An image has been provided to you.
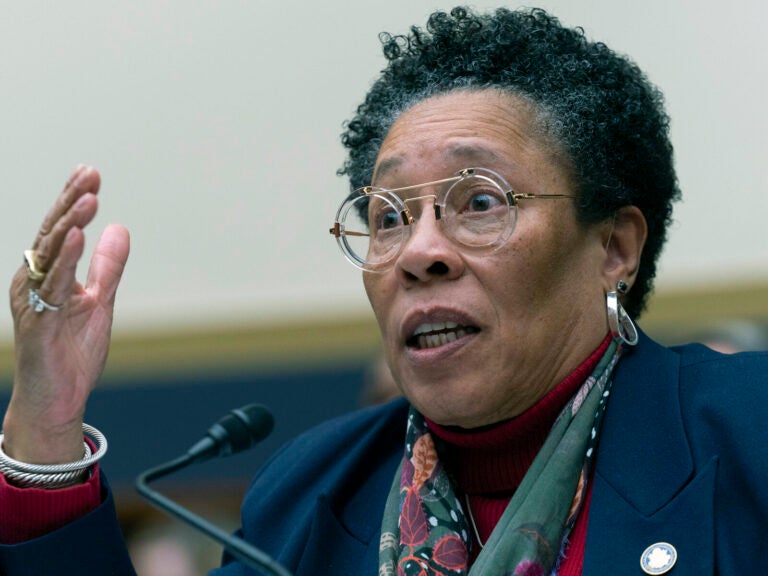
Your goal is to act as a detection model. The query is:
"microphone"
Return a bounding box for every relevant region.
[136,404,293,576]
[187,403,275,463]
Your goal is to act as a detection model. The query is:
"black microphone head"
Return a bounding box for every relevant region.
[211,404,274,457]
[189,404,275,461]
[231,404,274,445]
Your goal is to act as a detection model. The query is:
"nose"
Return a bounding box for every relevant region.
[395,198,464,283]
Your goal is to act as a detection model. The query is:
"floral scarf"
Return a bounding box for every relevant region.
[379,340,621,576]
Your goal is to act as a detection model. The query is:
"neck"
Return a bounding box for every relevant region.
[426,334,610,493]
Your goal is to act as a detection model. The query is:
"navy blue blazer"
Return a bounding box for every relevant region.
[2,332,767,575]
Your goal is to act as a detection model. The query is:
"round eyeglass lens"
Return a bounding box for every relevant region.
[442,173,515,247]
[339,192,405,269]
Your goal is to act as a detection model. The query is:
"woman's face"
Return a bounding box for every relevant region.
[364,89,616,428]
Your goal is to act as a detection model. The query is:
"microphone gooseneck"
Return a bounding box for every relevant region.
[135,404,292,576]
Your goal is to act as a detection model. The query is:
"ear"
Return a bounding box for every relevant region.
[601,205,647,293]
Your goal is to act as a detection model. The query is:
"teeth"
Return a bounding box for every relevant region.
[417,328,467,349]
[409,321,479,349]
[413,321,458,336]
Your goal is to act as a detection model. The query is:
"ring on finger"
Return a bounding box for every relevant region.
[23,250,47,282]
[28,288,61,313]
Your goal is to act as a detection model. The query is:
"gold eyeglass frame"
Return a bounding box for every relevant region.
[329,167,576,271]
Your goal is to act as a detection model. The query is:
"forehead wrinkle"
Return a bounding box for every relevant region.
[374,145,507,186]
[443,144,505,167]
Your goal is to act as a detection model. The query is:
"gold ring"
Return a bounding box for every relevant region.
[23,249,46,282]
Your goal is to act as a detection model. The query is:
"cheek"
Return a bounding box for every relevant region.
[363,273,394,329]
[362,274,381,317]
[482,230,543,293]
[480,221,590,313]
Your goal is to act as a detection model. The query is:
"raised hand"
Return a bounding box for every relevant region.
[3,166,130,465]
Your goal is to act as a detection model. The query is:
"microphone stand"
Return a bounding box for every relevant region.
[136,453,293,576]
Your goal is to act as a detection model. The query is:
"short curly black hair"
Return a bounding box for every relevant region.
[339,6,680,318]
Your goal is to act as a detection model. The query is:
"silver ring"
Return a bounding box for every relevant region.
[28,288,61,313]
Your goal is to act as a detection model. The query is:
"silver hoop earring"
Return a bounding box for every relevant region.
[606,290,638,346]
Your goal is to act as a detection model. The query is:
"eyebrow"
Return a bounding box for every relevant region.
[372,157,402,181]
[373,145,506,183]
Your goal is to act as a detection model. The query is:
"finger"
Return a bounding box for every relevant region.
[10,263,36,320]
[85,224,131,306]
[35,226,87,308]
[30,192,99,278]
[32,166,100,250]
[10,189,94,321]
[9,226,85,331]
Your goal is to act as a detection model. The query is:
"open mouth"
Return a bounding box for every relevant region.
[406,321,480,350]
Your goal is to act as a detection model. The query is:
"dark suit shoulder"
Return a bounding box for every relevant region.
[251,397,409,481]
[672,340,768,370]
[225,398,409,573]
[671,343,768,446]
[671,343,768,418]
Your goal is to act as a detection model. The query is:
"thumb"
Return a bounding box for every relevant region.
[85,224,131,304]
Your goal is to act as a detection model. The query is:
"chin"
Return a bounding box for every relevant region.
[413,399,494,429]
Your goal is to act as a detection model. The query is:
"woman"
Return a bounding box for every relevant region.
[1,7,766,575]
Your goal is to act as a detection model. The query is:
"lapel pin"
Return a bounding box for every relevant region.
[640,542,677,574]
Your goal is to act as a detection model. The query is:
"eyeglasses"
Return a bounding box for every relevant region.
[329,167,576,272]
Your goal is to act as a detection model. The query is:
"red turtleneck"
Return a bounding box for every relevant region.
[426,336,610,574]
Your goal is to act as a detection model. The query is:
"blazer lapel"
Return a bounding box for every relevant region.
[293,495,381,576]
[292,436,403,576]
[584,332,716,575]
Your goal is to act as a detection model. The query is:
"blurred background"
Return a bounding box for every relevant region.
[0,1,765,573]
